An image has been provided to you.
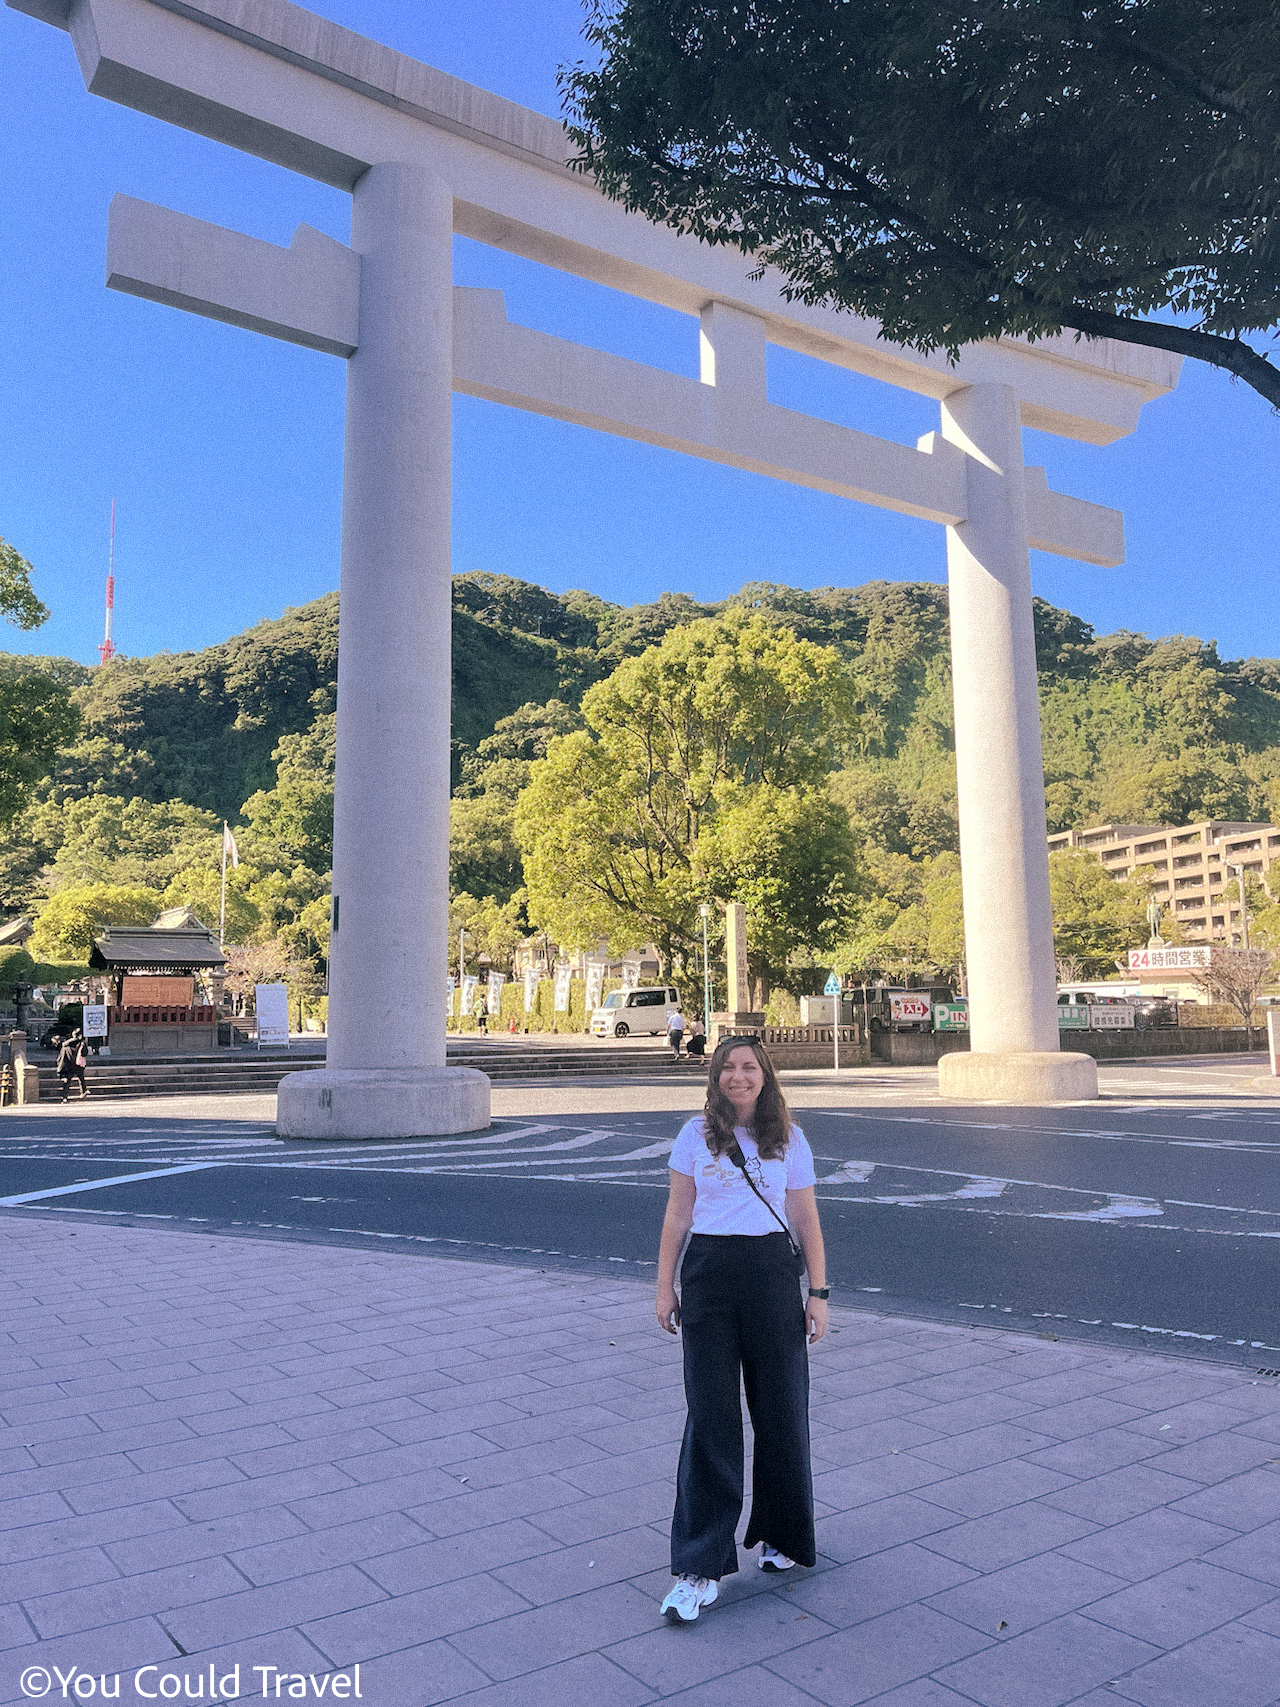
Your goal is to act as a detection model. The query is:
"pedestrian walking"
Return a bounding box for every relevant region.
[666,1003,686,1060]
[56,1028,90,1101]
[686,1017,707,1059]
[655,1036,828,1624]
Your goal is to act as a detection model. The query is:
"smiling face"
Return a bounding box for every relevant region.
[718,1045,766,1121]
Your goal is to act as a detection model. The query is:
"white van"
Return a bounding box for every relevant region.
[591,986,682,1039]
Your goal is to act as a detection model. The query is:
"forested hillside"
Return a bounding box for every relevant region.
[3,570,1279,996]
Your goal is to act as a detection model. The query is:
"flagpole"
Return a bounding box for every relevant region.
[220,822,228,947]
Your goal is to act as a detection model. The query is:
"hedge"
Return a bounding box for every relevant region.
[447,976,690,1035]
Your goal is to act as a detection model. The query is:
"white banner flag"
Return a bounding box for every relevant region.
[621,963,641,991]
[487,971,506,1016]
[461,975,479,1015]
[554,964,573,1012]
[585,961,606,1012]
[524,968,542,1013]
[446,975,456,1017]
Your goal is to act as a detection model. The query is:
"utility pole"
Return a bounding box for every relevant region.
[1228,864,1251,950]
[699,903,712,1036]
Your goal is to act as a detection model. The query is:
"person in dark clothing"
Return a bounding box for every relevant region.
[686,1018,707,1059]
[654,1036,828,1624]
[56,1030,89,1101]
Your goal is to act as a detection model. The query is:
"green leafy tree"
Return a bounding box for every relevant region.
[832,850,964,983]
[278,893,332,983]
[450,891,529,975]
[0,662,80,829]
[29,883,161,962]
[0,540,52,630]
[45,796,222,890]
[516,612,858,971]
[450,794,525,904]
[694,783,860,1002]
[240,712,335,873]
[451,700,585,904]
[1252,899,1280,952]
[1049,850,1151,977]
[161,866,260,945]
[566,1,1280,405]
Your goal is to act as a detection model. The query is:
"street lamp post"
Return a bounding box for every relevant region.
[1227,864,1251,950]
[699,904,712,1038]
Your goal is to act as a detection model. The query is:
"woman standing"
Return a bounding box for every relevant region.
[655,1036,828,1624]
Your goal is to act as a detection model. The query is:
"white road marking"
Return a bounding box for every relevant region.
[0,1161,222,1205]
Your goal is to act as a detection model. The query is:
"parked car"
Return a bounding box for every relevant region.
[1129,995,1178,1029]
[590,986,682,1039]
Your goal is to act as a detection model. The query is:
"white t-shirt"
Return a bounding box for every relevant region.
[669,1117,816,1236]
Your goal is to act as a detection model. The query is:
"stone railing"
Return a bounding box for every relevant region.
[721,1023,864,1046]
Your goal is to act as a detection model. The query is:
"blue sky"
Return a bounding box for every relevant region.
[2,0,1277,667]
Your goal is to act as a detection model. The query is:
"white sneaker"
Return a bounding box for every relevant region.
[759,1544,795,1572]
[660,1575,718,1623]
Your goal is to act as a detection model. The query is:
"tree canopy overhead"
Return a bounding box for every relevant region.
[564,1,1280,406]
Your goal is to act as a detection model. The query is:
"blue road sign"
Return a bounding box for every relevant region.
[824,973,842,996]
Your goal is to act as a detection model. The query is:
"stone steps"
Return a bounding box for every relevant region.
[30,1043,691,1101]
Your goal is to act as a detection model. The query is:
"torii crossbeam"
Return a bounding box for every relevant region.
[10,0,1182,1124]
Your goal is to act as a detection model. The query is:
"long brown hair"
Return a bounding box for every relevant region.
[703,1036,794,1160]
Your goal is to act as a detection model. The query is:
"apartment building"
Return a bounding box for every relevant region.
[1046,819,1280,939]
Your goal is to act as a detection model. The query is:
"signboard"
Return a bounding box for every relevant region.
[585,961,606,1012]
[1128,946,1211,971]
[486,971,506,1016]
[935,1003,969,1032]
[554,964,573,1012]
[889,992,932,1025]
[1090,1005,1135,1029]
[255,982,289,1046]
[82,1004,108,1039]
[1058,1005,1090,1029]
[523,968,541,1013]
[824,972,842,996]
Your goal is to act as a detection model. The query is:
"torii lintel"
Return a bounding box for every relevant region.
[106,194,1125,565]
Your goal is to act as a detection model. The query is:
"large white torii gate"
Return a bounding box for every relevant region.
[11,0,1181,1128]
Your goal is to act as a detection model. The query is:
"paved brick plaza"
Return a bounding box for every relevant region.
[2,1218,1280,1706]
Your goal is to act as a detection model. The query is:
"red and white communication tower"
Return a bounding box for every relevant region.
[99,500,118,665]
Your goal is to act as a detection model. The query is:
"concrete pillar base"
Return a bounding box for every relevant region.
[938,1050,1098,1104]
[276,1067,491,1139]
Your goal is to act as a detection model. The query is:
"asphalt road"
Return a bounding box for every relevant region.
[3,1068,1280,1367]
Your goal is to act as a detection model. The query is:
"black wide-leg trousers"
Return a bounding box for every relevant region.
[670,1232,816,1579]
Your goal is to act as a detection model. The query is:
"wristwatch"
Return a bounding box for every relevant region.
[808,1287,830,1300]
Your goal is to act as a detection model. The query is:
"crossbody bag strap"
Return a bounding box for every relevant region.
[727,1141,801,1255]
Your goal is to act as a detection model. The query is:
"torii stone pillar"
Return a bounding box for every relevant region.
[282,162,489,1137]
[938,385,1096,1102]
